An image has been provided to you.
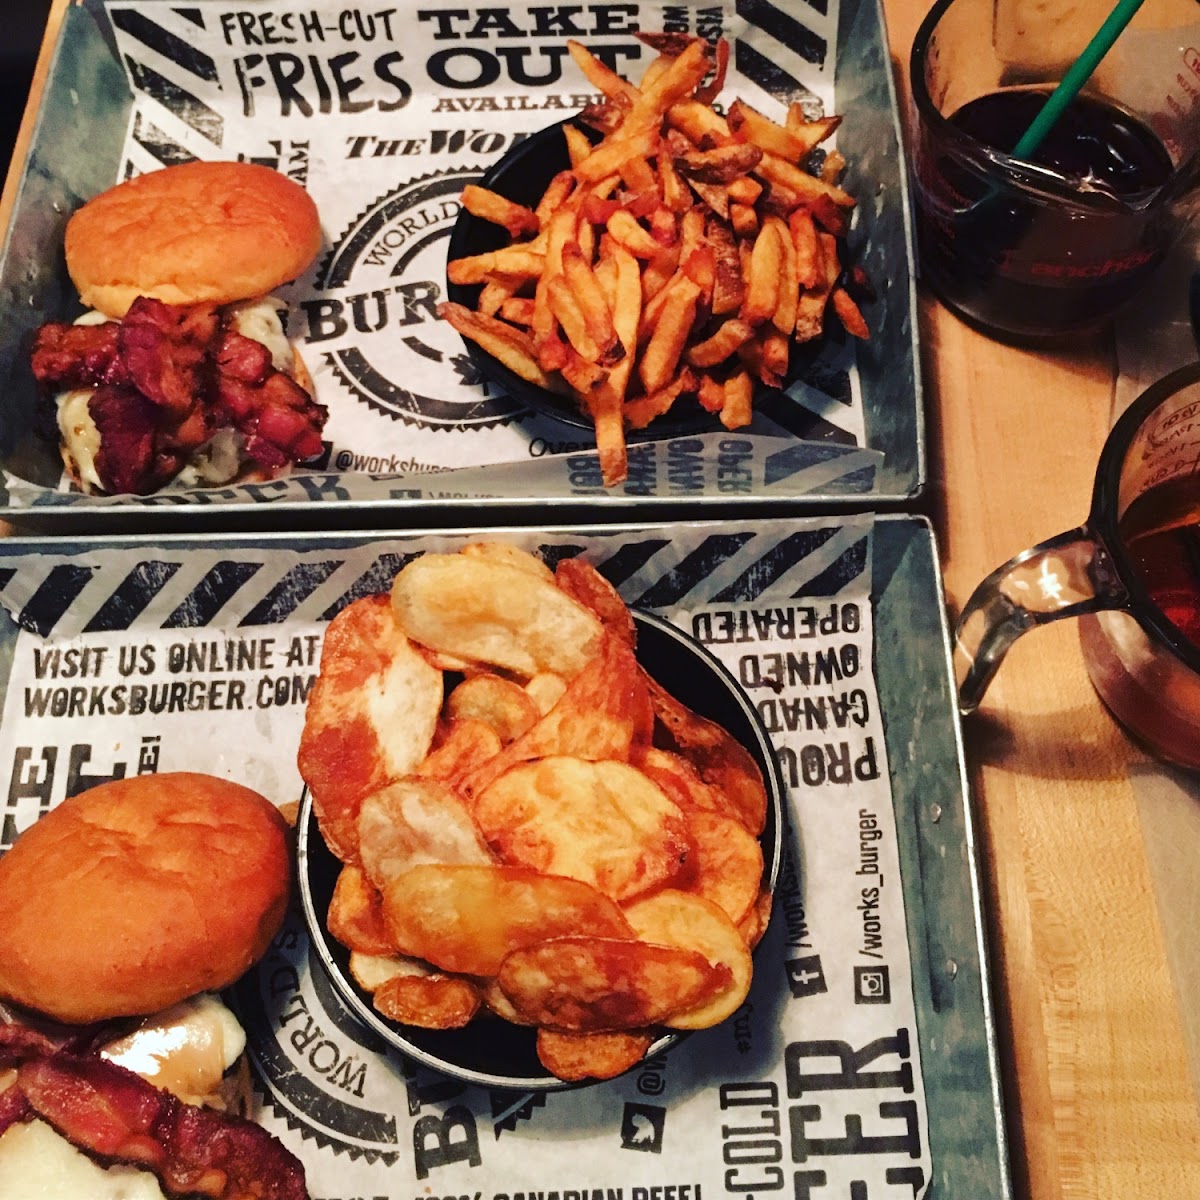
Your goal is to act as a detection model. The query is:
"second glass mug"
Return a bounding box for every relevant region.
[956,362,1200,770]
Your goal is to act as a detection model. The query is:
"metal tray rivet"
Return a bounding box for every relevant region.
[929,803,942,823]
[945,958,958,979]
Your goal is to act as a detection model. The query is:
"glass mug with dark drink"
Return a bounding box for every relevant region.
[956,362,1200,770]
[910,0,1200,341]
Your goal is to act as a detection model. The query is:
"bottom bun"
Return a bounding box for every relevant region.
[0,773,292,1023]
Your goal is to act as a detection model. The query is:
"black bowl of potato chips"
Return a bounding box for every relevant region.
[297,544,783,1091]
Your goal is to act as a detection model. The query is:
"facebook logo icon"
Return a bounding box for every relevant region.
[786,954,828,998]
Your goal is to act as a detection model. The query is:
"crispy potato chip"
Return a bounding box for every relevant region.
[645,671,768,834]
[737,889,774,949]
[445,675,541,745]
[348,951,432,992]
[391,552,604,680]
[622,890,752,1029]
[677,810,763,924]
[380,864,632,976]
[525,672,568,715]
[536,1028,654,1081]
[373,973,482,1030]
[329,865,394,956]
[417,718,505,788]
[496,935,730,1032]
[357,777,492,889]
[636,746,742,823]
[463,633,652,795]
[459,542,554,580]
[298,595,444,862]
[554,557,636,647]
[474,758,691,901]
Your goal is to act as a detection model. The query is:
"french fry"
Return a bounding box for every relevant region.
[447,247,546,286]
[547,276,604,363]
[666,99,733,146]
[623,367,696,429]
[740,220,783,324]
[794,231,840,342]
[640,279,699,393]
[672,142,763,184]
[725,175,763,206]
[606,209,664,259]
[499,296,536,326]
[833,287,870,339]
[564,122,596,167]
[439,302,555,387]
[460,184,539,237]
[567,39,640,104]
[720,367,754,429]
[789,208,822,289]
[729,202,758,238]
[574,126,658,184]
[686,318,754,368]
[756,152,856,210]
[534,169,577,225]
[767,214,800,335]
[727,99,841,165]
[561,241,622,365]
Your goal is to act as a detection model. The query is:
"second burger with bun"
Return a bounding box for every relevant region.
[29,160,327,496]
[0,771,308,1198]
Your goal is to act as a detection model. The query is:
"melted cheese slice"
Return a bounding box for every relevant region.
[0,1120,167,1199]
[101,993,246,1108]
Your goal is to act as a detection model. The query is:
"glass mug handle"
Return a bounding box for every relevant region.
[954,525,1125,714]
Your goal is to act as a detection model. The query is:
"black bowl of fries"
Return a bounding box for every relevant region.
[444,116,724,446]
[440,36,870,487]
[297,608,785,1092]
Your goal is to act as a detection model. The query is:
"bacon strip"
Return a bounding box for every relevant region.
[1,1035,307,1200]
[30,297,328,495]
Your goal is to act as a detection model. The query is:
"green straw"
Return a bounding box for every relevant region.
[1010,0,1147,160]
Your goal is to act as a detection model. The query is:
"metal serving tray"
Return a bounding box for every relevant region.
[0,514,1005,1195]
[0,0,923,520]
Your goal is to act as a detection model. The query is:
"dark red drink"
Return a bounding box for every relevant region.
[914,87,1175,341]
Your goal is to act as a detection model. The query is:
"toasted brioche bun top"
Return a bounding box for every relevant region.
[65,161,322,319]
[0,772,292,1023]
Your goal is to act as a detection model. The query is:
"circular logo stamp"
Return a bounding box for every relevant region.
[306,167,524,431]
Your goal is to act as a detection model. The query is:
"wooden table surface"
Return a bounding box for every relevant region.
[4,1,1200,1194]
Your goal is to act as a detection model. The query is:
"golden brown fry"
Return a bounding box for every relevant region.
[832,287,870,339]
[640,278,699,393]
[729,202,758,238]
[564,122,595,168]
[568,39,640,104]
[672,142,763,184]
[658,150,691,213]
[708,219,744,315]
[721,367,754,430]
[562,241,623,364]
[606,209,663,259]
[461,184,540,237]
[821,148,848,184]
[478,276,522,318]
[686,318,754,367]
[574,127,658,184]
[625,40,711,128]
[725,175,763,206]
[794,231,839,342]
[447,246,546,285]
[548,276,604,362]
[696,371,725,413]
[756,152,856,210]
[621,154,660,196]
[666,99,734,146]
[623,367,696,429]
[740,220,783,324]
[789,207,821,290]
[766,214,800,335]
[499,296,536,326]
[439,301,554,387]
[535,169,577,225]
[727,99,834,164]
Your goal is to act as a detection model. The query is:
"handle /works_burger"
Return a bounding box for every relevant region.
[28,160,328,496]
[0,772,309,1199]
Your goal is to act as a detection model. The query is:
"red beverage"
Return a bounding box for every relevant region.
[1119,477,1200,648]
[914,87,1175,341]
[1081,477,1200,770]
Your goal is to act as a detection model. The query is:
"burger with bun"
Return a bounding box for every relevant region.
[29,160,327,496]
[0,772,308,1199]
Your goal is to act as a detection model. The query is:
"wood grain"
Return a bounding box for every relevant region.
[890,1,1200,1194]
